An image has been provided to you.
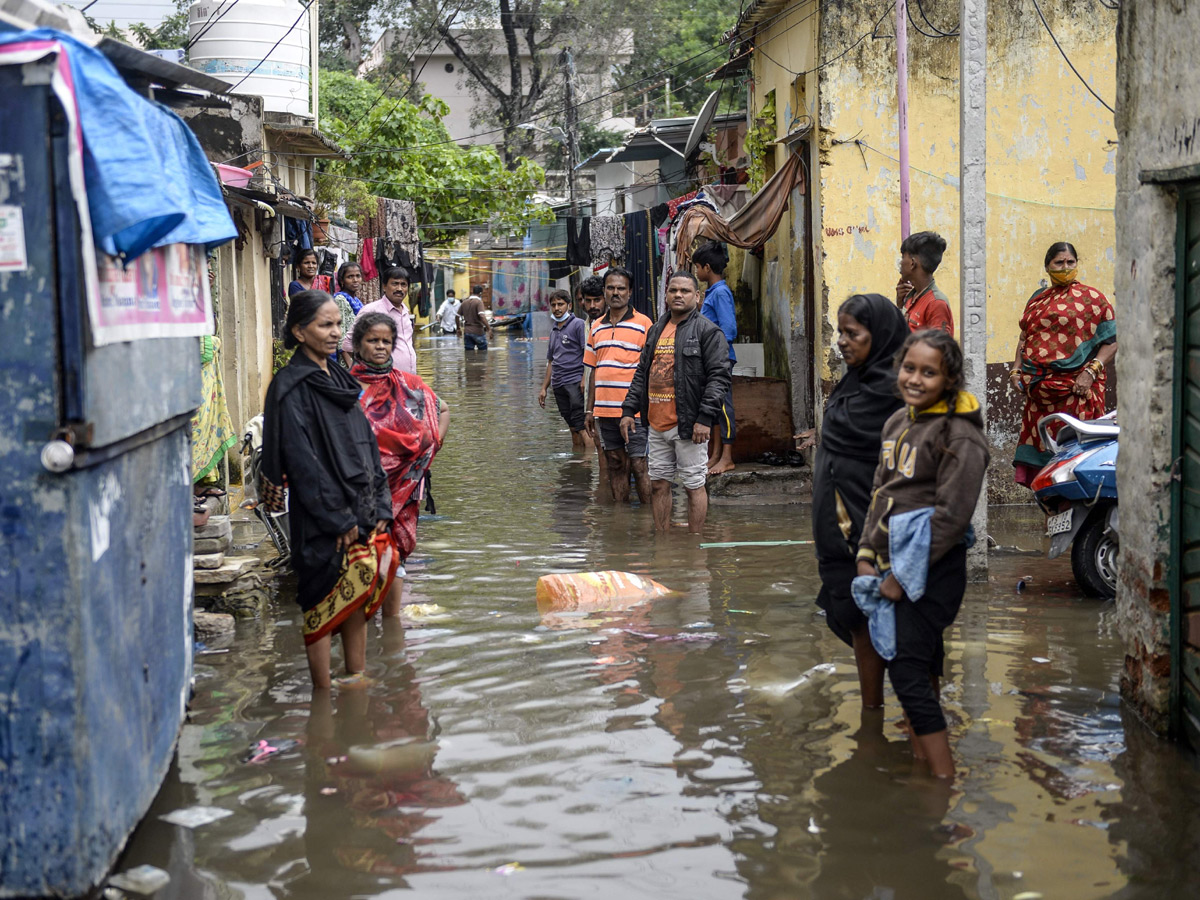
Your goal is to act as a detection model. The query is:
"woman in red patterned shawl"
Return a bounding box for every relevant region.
[1009,242,1117,487]
[350,312,450,614]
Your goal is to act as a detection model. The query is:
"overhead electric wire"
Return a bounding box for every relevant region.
[291,0,817,160]
[1029,0,1115,114]
[227,0,313,94]
[187,0,243,50]
[911,0,958,38]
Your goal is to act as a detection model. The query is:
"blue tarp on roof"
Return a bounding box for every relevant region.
[0,29,236,260]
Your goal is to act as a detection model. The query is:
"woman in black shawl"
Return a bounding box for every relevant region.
[261,291,396,689]
[810,293,908,708]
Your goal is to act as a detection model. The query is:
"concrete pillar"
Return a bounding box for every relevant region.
[960,0,988,577]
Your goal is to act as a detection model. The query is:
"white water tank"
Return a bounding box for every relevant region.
[188,0,312,117]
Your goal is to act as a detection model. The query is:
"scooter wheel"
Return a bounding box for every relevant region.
[1071,509,1118,599]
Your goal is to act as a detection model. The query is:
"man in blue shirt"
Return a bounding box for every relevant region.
[695,242,737,474]
[539,289,593,450]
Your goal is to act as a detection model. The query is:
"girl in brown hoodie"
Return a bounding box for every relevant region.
[855,330,989,778]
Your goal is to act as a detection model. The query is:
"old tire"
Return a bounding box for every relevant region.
[1071,509,1118,599]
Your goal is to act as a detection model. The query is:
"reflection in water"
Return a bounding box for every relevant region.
[117,334,1200,898]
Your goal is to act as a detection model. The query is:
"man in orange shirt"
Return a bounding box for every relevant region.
[620,272,730,533]
[585,268,653,503]
[895,231,954,335]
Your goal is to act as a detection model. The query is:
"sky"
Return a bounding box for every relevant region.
[64,0,179,27]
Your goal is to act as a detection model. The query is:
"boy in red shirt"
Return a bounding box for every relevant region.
[895,231,954,336]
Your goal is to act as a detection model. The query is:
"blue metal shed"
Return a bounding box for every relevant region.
[0,27,234,897]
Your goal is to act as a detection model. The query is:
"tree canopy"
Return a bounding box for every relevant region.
[317,70,553,244]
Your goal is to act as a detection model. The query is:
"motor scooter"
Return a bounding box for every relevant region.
[1031,411,1119,598]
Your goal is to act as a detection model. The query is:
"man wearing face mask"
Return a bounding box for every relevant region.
[539,289,593,450]
[895,231,954,336]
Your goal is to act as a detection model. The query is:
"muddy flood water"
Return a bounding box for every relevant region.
[121,333,1200,899]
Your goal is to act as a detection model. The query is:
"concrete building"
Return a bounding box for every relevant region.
[1113,0,1200,746]
[724,0,1118,492]
[359,29,634,146]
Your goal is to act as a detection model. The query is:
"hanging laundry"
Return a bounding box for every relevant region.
[674,152,806,267]
[567,217,591,266]
[623,210,655,319]
[590,216,625,266]
[666,190,698,220]
[649,203,670,230]
[381,198,420,263]
[360,239,378,281]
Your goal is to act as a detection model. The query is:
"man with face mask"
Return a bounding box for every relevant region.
[539,289,593,450]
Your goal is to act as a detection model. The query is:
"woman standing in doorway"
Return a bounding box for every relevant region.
[289,248,331,297]
[1010,242,1117,487]
[261,291,398,689]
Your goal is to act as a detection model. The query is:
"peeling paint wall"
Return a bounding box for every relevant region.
[1114,0,1200,736]
[747,0,1118,493]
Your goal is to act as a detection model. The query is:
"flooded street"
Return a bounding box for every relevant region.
[122,334,1200,899]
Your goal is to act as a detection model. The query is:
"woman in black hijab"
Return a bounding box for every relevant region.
[261,290,396,689]
[810,293,908,709]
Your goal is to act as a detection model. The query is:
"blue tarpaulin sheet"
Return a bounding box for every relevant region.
[0,29,235,260]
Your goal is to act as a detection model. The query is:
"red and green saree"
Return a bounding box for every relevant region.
[351,363,443,559]
[1013,281,1116,486]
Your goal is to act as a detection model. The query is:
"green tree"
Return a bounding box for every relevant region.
[318,70,553,244]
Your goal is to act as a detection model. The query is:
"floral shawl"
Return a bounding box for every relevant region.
[351,363,442,559]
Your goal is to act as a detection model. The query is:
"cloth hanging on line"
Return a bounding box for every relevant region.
[381,197,419,262]
[567,216,591,266]
[491,259,550,315]
[666,190,698,220]
[590,216,625,266]
[649,203,670,230]
[674,151,806,267]
[623,210,656,319]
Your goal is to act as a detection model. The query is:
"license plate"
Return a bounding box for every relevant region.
[1046,509,1073,536]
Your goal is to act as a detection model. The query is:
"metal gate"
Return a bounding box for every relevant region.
[1171,181,1200,748]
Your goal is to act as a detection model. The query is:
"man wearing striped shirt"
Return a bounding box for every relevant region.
[585,267,653,503]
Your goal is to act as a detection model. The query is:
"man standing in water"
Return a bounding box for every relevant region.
[620,272,729,533]
[458,292,491,351]
[539,289,593,450]
[436,289,460,335]
[585,267,652,503]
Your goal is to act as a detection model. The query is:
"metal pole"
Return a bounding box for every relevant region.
[666,76,672,116]
[960,0,988,577]
[896,0,911,239]
[560,47,580,218]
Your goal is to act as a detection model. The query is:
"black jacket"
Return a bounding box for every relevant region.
[622,308,731,440]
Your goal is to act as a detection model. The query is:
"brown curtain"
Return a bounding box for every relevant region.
[674,151,806,267]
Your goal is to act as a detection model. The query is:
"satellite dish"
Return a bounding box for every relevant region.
[683,91,721,159]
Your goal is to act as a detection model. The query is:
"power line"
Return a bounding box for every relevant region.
[333,0,816,158]
[227,0,312,94]
[187,0,242,50]
[1029,0,1115,115]
[912,0,958,38]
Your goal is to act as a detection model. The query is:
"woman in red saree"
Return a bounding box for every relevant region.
[350,312,450,614]
[1009,242,1118,487]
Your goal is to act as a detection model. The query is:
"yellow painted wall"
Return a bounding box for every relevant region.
[748,0,1117,409]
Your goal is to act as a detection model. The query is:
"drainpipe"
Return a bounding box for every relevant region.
[896,0,911,239]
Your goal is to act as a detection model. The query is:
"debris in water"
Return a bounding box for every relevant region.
[807,817,821,834]
[320,787,338,795]
[159,806,233,829]
[108,864,170,895]
[403,602,449,622]
[1032,657,1051,664]
[244,738,299,763]
[492,862,524,875]
[1013,893,1044,900]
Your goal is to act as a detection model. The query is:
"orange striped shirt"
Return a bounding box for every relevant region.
[584,307,653,417]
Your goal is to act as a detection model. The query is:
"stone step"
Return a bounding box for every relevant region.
[194,556,259,585]
[193,611,235,640]
[194,515,232,541]
[194,552,225,570]
[194,536,233,555]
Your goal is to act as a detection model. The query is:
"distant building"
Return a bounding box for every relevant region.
[359,29,634,146]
